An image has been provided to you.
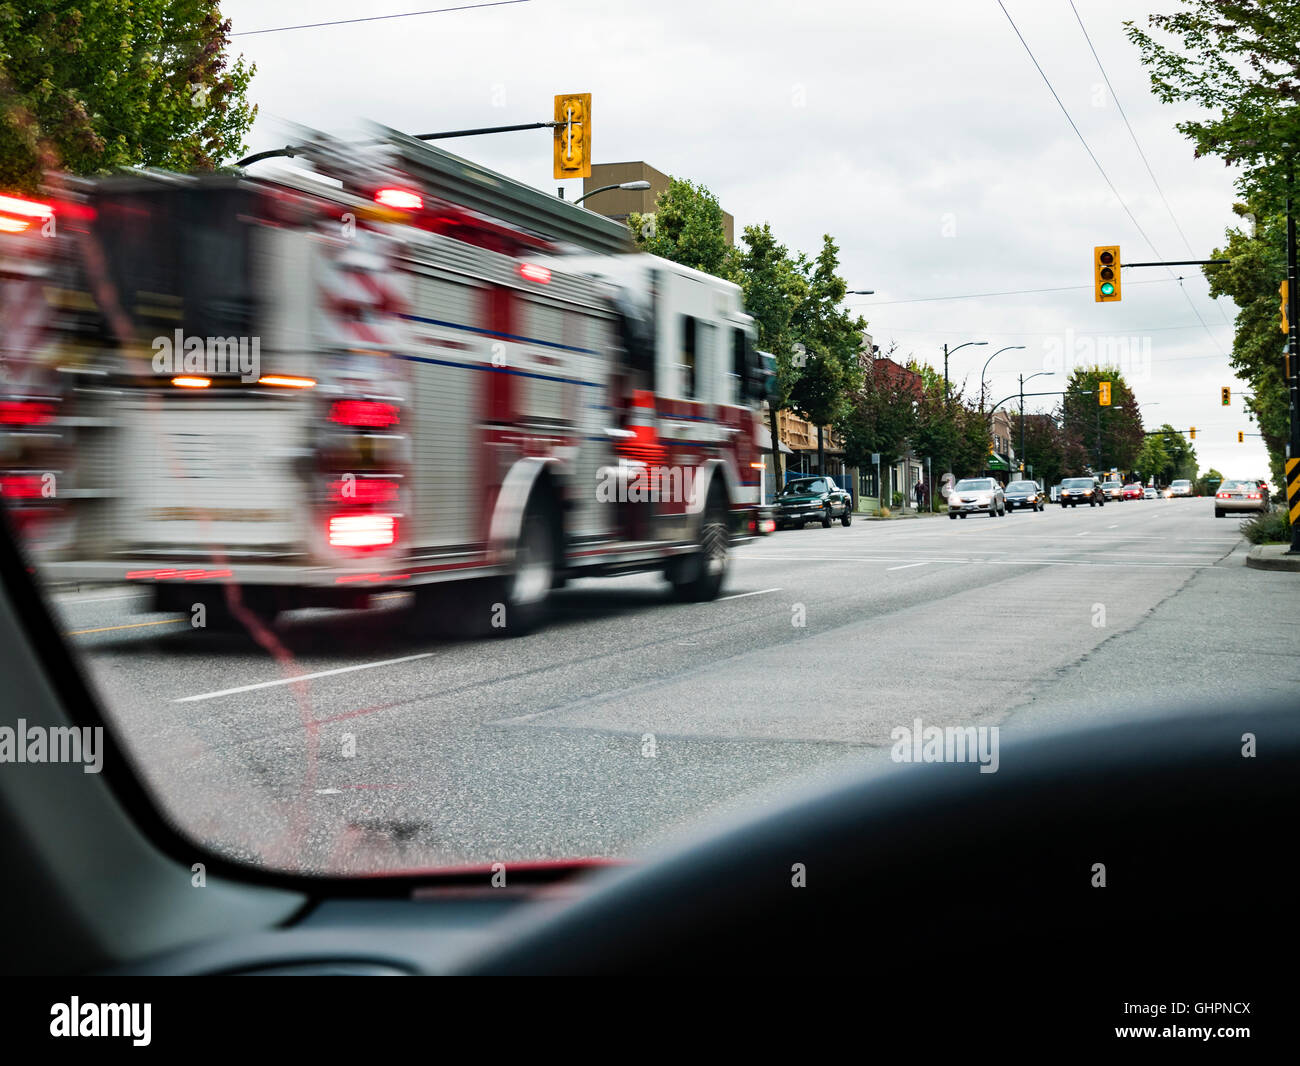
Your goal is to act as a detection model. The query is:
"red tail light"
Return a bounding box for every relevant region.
[328,513,397,549]
[0,401,56,426]
[0,475,48,499]
[519,263,552,284]
[330,479,399,504]
[0,193,53,234]
[374,188,423,211]
[329,400,400,428]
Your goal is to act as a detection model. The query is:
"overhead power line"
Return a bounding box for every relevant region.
[233,1,531,37]
[849,276,1183,306]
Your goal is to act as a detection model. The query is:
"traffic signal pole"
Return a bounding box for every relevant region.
[1287,169,1300,553]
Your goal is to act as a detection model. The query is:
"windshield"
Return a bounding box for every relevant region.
[2,3,1292,889]
[782,479,826,495]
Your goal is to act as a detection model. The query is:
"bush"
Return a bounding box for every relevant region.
[1240,509,1291,545]
[892,491,904,509]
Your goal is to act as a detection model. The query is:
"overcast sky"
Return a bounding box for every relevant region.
[224,0,1265,479]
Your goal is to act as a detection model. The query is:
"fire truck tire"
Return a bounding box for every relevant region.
[669,485,729,602]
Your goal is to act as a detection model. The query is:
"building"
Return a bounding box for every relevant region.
[580,162,734,245]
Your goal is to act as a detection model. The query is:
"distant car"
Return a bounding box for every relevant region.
[1169,479,1192,498]
[948,477,1006,519]
[1005,479,1045,511]
[1214,479,1269,518]
[775,477,853,529]
[1050,483,1062,503]
[1123,482,1144,500]
[1101,480,1125,502]
[1143,486,1157,500]
[1059,477,1104,507]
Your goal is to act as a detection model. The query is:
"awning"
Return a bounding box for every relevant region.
[756,425,794,455]
[987,453,1010,471]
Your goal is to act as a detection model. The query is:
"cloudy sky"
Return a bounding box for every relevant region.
[223,0,1264,478]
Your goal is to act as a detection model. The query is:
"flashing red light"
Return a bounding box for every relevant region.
[0,475,47,499]
[0,194,53,234]
[329,513,397,549]
[374,188,423,211]
[0,401,56,426]
[329,399,400,428]
[518,263,552,284]
[330,478,399,504]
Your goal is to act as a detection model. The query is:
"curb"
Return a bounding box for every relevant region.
[1245,544,1300,572]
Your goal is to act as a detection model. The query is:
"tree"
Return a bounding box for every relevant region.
[1135,432,1170,485]
[1018,414,1082,489]
[1203,203,1289,488]
[838,351,918,507]
[628,177,733,278]
[789,235,865,473]
[733,224,808,488]
[1060,367,1145,472]
[1126,1,1300,212]
[0,1,257,192]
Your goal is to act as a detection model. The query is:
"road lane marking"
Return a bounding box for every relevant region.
[66,618,187,636]
[174,652,435,703]
[717,587,782,601]
[1075,532,1091,537]
[887,562,930,571]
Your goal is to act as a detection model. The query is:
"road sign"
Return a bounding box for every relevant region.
[553,93,591,179]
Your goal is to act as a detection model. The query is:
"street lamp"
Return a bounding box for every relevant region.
[980,345,1026,411]
[846,289,875,295]
[1017,371,1054,476]
[572,180,651,206]
[943,340,987,400]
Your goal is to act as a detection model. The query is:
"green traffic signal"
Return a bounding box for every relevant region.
[1100,282,1115,296]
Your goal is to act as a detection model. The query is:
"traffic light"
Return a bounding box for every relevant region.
[1221,385,1231,406]
[1281,280,1289,334]
[1189,426,1196,440]
[1238,431,1245,443]
[553,93,591,179]
[1098,381,1111,406]
[1094,246,1121,302]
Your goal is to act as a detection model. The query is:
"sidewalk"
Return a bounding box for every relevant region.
[856,509,947,522]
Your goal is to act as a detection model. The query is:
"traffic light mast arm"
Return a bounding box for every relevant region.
[1120,259,1230,267]
[236,121,563,167]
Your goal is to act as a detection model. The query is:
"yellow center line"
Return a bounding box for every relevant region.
[66,618,188,636]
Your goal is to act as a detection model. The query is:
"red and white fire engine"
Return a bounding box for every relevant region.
[0,127,772,636]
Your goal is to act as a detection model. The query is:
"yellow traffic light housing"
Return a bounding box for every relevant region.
[1238,431,1244,443]
[1281,280,1289,334]
[1094,246,1121,302]
[1098,381,1111,406]
[553,93,591,180]
[1221,385,1231,406]
[1189,426,1196,440]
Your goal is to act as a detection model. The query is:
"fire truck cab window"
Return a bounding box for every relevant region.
[680,314,697,399]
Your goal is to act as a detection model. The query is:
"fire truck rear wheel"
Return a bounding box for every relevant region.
[670,486,729,602]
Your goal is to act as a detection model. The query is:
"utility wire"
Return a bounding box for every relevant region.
[849,276,1182,306]
[233,1,531,37]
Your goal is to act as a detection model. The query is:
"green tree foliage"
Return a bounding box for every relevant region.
[1060,367,1145,472]
[628,177,733,278]
[0,1,257,192]
[838,350,917,503]
[1126,0,1300,211]
[1142,423,1198,484]
[907,367,990,481]
[1019,413,1086,488]
[1203,203,1289,488]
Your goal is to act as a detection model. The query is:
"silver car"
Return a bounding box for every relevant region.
[1213,479,1268,517]
[947,477,1006,519]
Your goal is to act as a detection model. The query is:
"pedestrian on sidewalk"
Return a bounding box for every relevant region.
[914,478,927,511]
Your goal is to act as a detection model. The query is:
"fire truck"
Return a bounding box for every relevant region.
[0,127,773,636]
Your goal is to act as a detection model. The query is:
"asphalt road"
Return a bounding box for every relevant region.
[46,496,1298,874]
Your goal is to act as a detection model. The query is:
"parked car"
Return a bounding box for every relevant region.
[1059,477,1105,507]
[1143,486,1158,500]
[1123,482,1144,500]
[1005,479,1045,511]
[1214,479,1269,518]
[775,477,853,529]
[1169,479,1193,498]
[948,477,1006,519]
[1101,480,1125,502]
